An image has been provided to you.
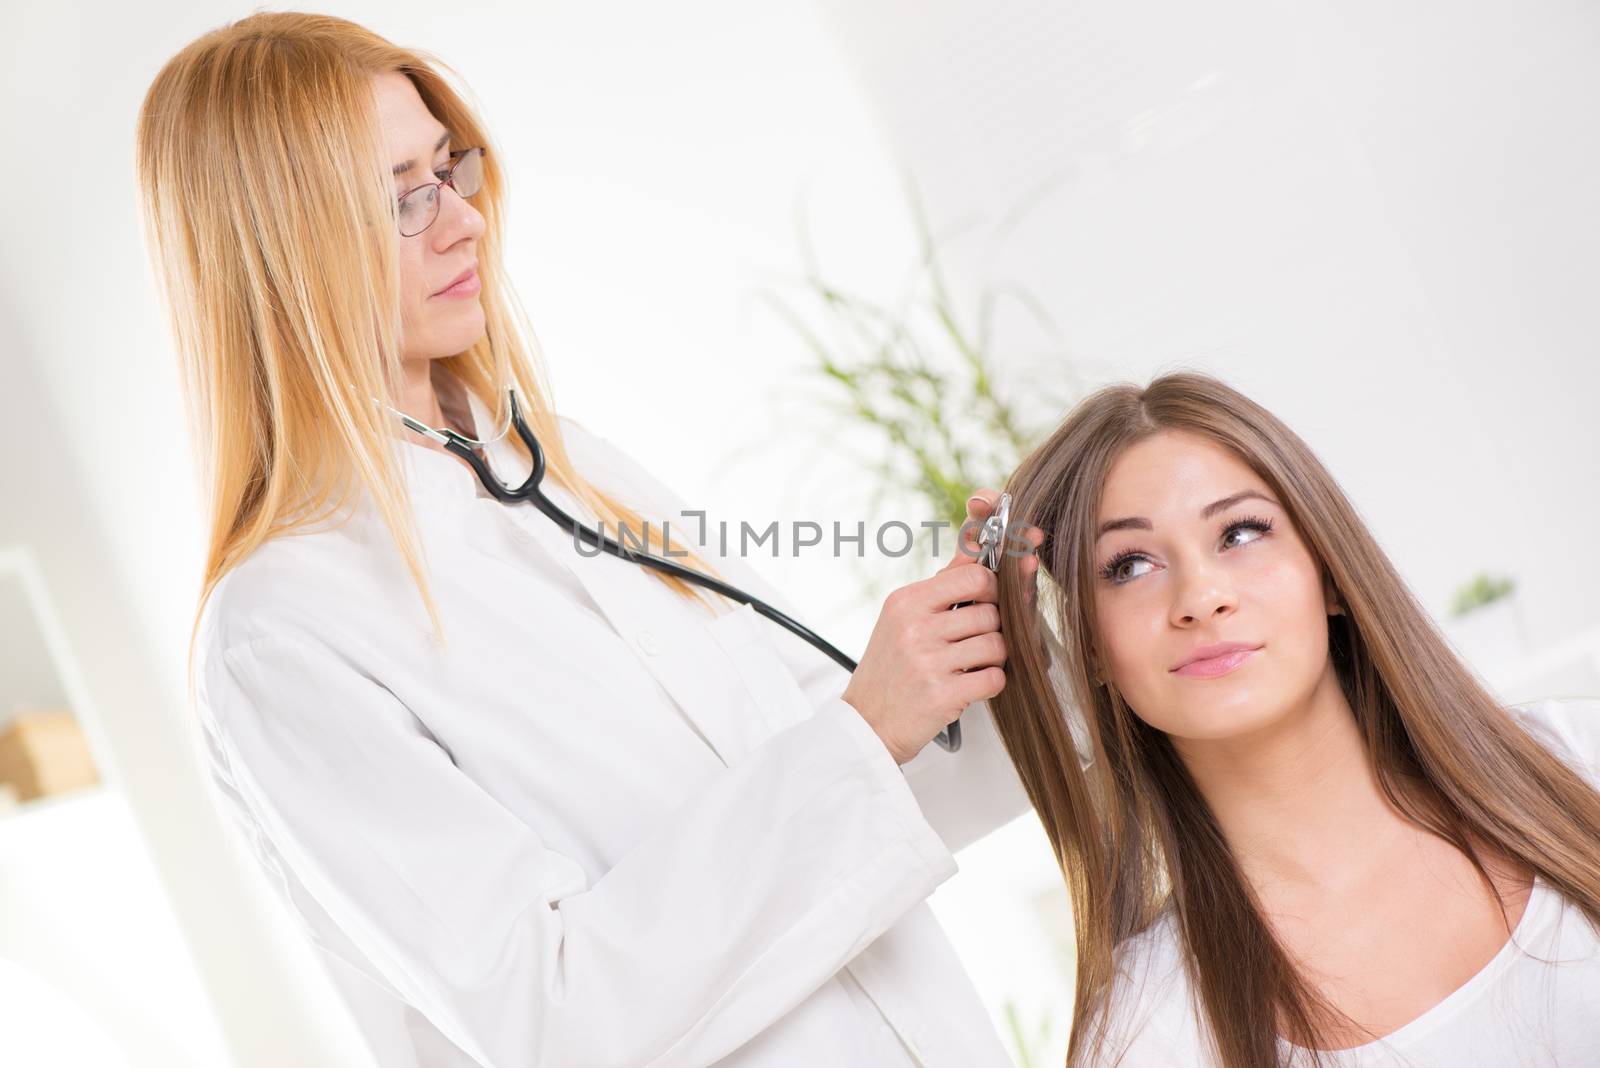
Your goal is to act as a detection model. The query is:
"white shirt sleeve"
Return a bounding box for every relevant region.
[199,631,957,1068]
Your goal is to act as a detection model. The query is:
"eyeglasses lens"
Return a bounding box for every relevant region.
[397,148,484,237]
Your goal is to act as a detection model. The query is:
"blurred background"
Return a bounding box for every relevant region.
[2,1,1597,1064]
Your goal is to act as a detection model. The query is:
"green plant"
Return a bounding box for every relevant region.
[757,172,1083,596]
[1450,572,1516,618]
[1001,996,1061,1068]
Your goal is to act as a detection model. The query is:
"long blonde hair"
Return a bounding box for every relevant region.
[134,12,725,683]
[989,371,1600,1066]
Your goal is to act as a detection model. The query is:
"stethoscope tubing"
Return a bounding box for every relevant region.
[404,387,964,753]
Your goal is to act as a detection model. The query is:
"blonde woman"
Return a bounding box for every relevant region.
[987,371,1600,1066]
[135,13,1045,1068]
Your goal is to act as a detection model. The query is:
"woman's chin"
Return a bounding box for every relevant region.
[1145,685,1279,740]
[423,315,487,356]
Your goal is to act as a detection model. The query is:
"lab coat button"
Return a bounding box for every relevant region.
[637,630,662,656]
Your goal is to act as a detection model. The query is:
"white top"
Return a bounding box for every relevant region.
[1093,695,1600,1067]
[190,382,1033,1068]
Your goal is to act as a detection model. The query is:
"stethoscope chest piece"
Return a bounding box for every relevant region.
[939,491,1014,754]
[976,493,1011,571]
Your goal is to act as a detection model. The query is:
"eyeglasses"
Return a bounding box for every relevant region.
[396,146,486,238]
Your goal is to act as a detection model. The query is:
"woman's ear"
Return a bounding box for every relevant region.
[1322,566,1345,617]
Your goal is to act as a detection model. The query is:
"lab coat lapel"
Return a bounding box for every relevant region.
[558,541,777,768]
[467,393,771,767]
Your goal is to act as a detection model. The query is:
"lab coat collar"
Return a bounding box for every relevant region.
[396,441,488,504]
[393,374,503,505]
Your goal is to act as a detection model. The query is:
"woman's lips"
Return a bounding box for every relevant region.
[432,268,480,299]
[1172,647,1259,678]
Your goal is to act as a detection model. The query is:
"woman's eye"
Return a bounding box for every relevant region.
[1221,515,1274,549]
[1116,557,1153,582]
[1098,515,1273,586]
[1100,554,1151,584]
[1223,525,1263,549]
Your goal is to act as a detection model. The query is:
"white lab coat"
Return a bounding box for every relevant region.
[192,379,1035,1068]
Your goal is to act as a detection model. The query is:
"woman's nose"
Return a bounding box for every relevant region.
[1168,558,1237,626]
[432,185,485,245]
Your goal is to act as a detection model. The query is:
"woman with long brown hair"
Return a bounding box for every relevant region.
[134,11,1039,1068]
[989,371,1600,1066]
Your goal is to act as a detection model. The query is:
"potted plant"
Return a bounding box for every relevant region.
[758,174,1084,602]
[1443,571,1526,676]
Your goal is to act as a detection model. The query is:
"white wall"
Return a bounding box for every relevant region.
[3,1,1596,1064]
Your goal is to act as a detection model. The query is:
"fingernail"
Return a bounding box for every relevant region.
[966,494,986,508]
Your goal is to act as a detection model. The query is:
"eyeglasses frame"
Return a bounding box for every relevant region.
[396,146,487,237]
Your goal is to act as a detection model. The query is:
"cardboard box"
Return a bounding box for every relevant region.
[0,710,100,802]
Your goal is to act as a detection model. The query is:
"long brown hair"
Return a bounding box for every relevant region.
[988,370,1600,1066]
[134,12,726,690]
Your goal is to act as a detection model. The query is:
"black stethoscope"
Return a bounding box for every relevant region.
[391,387,1001,753]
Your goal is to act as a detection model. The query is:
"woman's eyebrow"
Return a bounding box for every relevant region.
[1096,489,1278,541]
[392,129,451,178]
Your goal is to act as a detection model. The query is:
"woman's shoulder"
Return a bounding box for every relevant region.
[1507,694,1600,785]
[1112,908,1191,1010]
[554,414,690,522]
[1088,907,1208,1063]
[193,525,399,674]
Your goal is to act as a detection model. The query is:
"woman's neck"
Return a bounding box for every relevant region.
[398,358,444,426]
[1174,664,1413,897]
[395,358,478,456]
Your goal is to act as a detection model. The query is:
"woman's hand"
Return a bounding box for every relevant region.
[841,490,1044,764]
